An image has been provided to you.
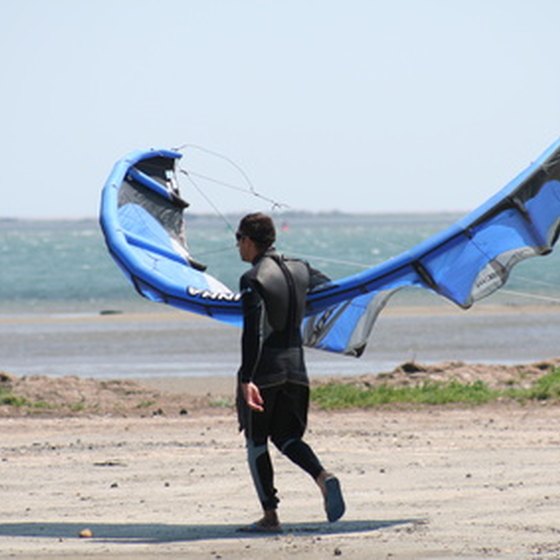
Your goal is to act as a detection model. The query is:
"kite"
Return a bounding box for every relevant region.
[99,137,560,356]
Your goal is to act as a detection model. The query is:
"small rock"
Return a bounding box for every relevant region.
[79,528,93,538]
[0,371,15,384]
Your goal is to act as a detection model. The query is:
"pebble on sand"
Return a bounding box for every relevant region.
[79,528,93,538]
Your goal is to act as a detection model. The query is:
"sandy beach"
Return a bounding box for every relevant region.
[1,368,560,559]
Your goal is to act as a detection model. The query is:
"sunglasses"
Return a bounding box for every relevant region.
[235,232,246,242]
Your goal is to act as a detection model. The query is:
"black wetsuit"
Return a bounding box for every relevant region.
[237,249,329,511]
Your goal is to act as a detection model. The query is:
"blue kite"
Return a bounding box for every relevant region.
[99,138,560,356]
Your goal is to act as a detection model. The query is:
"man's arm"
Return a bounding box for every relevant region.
[308,264,331,290]
[238,277,264,384]
[237,277,267,412]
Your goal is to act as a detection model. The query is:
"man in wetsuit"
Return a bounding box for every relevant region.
[235,212,345,533]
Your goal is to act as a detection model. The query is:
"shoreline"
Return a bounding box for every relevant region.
[2,357,559,420]
[1,300,559,320]
[1,303,560,381]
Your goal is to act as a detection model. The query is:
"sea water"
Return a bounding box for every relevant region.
[2,214,560,312]
[1,215,559,378]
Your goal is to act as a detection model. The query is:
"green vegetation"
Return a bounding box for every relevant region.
[69,402,86,412]
[0,386,53,411]
[507,367,560,402]
[311,367,560,410]
[0,388,53,409]
[0,387,29,407]
[209,397,235,409]
[31,400,55,410]
[136,400,157,409]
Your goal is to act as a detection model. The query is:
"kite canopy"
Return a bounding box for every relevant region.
[100,139,560,356]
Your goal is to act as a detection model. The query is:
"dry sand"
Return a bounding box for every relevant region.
[1,369,560,559]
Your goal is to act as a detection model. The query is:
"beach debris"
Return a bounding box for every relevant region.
[399,361,426,374]
[78,528,93,538]
[93,460,127,467]
[0,371,15,385]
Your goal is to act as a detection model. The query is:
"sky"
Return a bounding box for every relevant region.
[2,0,560,218]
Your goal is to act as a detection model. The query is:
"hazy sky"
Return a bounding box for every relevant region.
[2,0,560,218]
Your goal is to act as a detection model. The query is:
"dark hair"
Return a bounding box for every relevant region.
[237,212,276,250]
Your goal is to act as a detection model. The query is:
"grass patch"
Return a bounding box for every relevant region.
[208,397,235,409]
[0,387,29,407]
[69,402,86,412]
[312,380,497,409]
[136,400,157,409]
[0,387,54,411]
[505,368,560,402]
[311,367,560,410]
[31,400,55,410]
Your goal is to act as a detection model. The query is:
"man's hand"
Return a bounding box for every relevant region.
[241,382,264,412]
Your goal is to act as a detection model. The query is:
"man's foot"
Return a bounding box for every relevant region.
[317,471,345,522]
[237,510,282,533]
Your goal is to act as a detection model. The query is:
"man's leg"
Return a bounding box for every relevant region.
[245,439,279,512]
[271,383,345,522]
[278,437,324,479]
[270,382,322,477]
[238,386,282,532]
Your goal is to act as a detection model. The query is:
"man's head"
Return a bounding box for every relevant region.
[236,212,276,262]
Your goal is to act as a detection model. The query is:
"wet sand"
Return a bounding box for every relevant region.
[1,303,560,380]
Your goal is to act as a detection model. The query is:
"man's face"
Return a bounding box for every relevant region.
[236,232,253,262]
